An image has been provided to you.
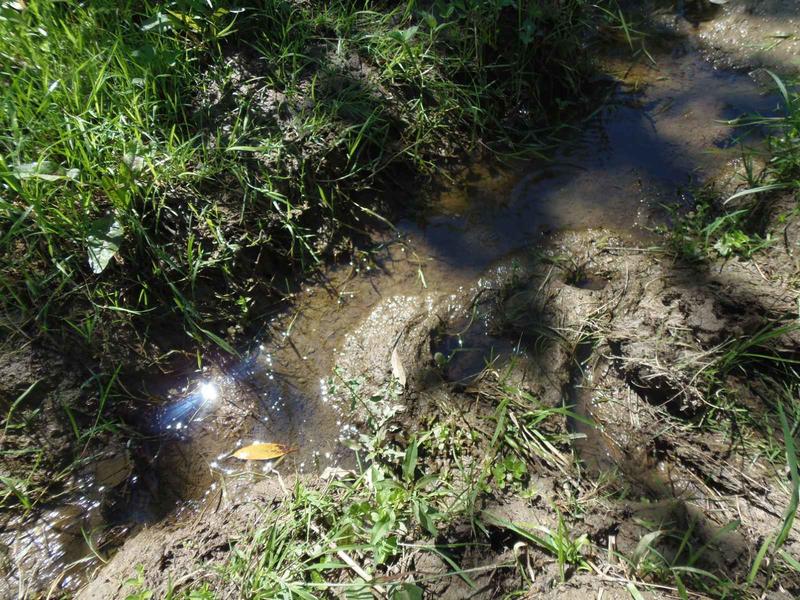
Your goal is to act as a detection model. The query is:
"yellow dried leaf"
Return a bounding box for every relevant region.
[232,443,291,461]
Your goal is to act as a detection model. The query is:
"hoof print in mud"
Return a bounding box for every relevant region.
[608,339,702,417]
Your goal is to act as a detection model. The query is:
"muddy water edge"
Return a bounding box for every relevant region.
[1,13,794,599]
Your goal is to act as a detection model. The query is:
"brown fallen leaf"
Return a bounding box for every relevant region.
[232,442,292,461]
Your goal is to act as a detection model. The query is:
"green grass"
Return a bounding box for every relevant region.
[0,0,598,514]
[746,71,800,192]
[0,0,596,361]
[661,190,774,263]
[662,72,800,264]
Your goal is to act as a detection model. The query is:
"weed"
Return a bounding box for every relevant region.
[746,402,800,592]
[663,73,800,264]
[660,188,773,263]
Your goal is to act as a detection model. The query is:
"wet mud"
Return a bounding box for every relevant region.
[2,4,799,598]
[649,0,800,76]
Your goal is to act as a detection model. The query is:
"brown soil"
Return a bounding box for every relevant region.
[649,0,800,75]
[3,3,800,598]
[77,476,292,599]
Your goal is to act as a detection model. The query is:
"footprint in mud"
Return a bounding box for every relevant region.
[429,316,522,384]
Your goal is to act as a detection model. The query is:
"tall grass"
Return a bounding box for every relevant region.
[0,0,595,360]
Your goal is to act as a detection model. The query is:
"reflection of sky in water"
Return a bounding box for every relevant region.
[159,379,221,432]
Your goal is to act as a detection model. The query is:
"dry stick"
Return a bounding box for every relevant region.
[752,257,769,282]
[307,516,387,599]
[334,547,387,598]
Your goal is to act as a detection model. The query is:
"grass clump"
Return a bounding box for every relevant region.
[762,72,800,188]
[661,188,774,263]
[0,0,596,362]
[662,72,800,264]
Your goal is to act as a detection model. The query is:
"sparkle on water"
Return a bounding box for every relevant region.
[200,381,219,402]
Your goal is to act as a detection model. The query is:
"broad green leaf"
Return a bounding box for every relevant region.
[402,437,418,482]
[370,510,395,544]
[392,583,423,600]
[413,499,437,535]
[12,161,78,182]
[87,216,124,274]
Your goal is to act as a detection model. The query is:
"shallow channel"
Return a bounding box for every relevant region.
[1,31,782,598]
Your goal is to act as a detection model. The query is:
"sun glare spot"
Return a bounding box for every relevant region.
[200,382,219,402]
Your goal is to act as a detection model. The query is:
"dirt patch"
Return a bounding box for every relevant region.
[514,227,800,591]
[78,476,292,599]
[342,220,800,595]
[648,0,800,75]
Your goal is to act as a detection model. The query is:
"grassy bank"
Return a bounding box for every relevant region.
[0,0,594,362]
[663,72,800,264]
[653,73,800,597]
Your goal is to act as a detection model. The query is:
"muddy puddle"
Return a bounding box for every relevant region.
[3,31,786,598]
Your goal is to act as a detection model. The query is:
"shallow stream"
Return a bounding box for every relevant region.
[1,29,784,598]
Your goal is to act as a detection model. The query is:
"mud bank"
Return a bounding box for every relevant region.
[2,2,799,598]
[645,0,800,75]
